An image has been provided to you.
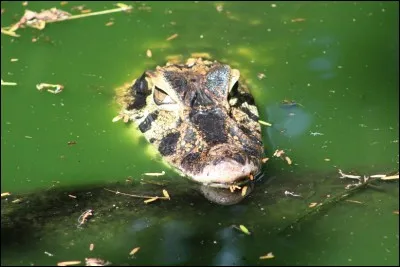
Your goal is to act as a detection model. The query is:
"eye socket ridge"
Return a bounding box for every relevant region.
[153,86,176,105]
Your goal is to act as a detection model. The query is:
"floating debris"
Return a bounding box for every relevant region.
[345,199,363,204]
[146,49,152,58]
[44,251,54,257]
[1,4,132,37]
[261,157,269,163]
[89,243,94,251]
[249,173,254,180]
[338,169,361,180]
[77,209,93,226]
[10,58,19,62]
[25,136,33,139]
[284,190,301,197]
[241,186,248,196]
[258,120,272,126]
[257,73,266,80]
[57,261,81,266]
[259,252,274,260]
[239,224,251,235]
[85,258,111,266]
[284,156,292,165]
[394,211,399,215]
[215,3,224,12]
[11,198,23,203]
[1,79,17,86]
[143,171,165,176]
[309,202,318,208]
[232,224,251,235]
[36,83,64,94]
[273,149,285,158]
[291,18,306,22]
[105,21,114,26]
[60,1,68,6]
[166,33,178,41]
[68,194,77,199]
[310,131,324,136]
[380,174,399,180]
[162,189,170,200]
[67,141,77,146]
[144,197,158,204]
[129,247,140,256]
[1,192,11,197]
[229,185,241,192]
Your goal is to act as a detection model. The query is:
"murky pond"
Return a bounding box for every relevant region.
[1,1,398,266]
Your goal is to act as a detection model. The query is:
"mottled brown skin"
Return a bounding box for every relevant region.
[116,58,264,187]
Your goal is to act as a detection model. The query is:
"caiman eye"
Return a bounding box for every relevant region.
[154,87,176,105]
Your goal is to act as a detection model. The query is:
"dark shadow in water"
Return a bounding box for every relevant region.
[1,164,397,265]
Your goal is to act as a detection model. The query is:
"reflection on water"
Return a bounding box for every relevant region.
[213,227,242,266]
[266,103,313,143]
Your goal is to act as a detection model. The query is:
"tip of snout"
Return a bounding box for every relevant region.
[189,159,257,185]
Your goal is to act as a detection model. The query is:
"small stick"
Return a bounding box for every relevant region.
[338,169,361,180]
[104,188,168,200]
[258,120,272,126]
[52,5,132,23]
[1,80,17,86]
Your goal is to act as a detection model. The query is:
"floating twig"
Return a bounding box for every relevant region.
[57,261,81,266]
[143,171,165,176]
[1,79,17,86]
[104,188,170,203]
[258,120,272,126]
[259,252,275,260]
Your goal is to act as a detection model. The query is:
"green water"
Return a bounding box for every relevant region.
[1,1,399,266]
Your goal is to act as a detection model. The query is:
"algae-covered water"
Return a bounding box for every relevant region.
[1,1,399,266]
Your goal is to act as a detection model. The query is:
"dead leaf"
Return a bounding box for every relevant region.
[166,33,178,41]
[261,157,269,163]
[57,261,81,266]
[129,247,140,256]
[259,252,274,260]
[146,49,152,58]
[144,197,158,204]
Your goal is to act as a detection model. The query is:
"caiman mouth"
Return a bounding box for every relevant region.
[190,144,260,187]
